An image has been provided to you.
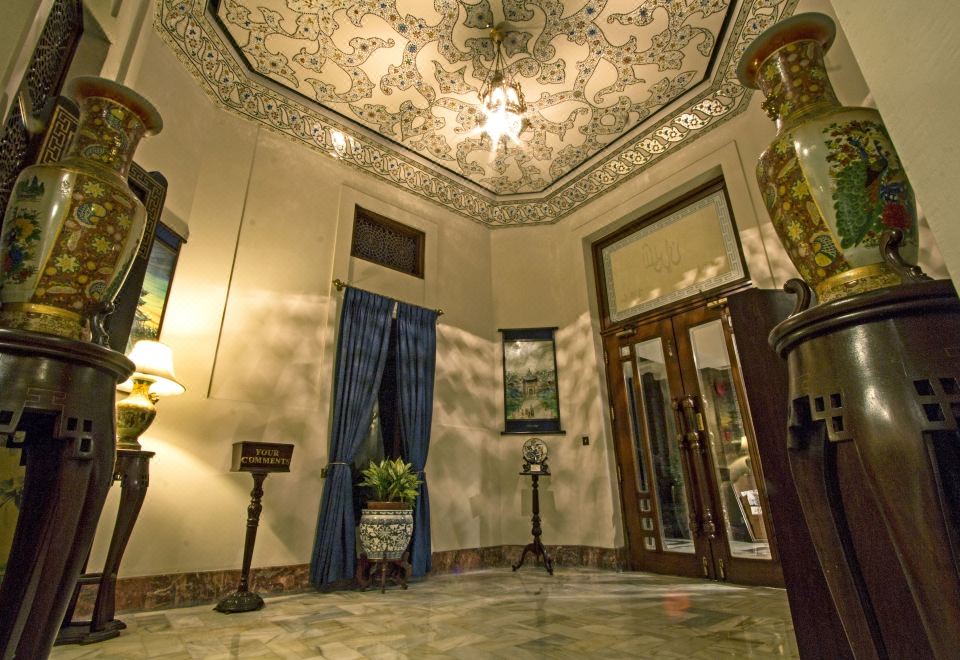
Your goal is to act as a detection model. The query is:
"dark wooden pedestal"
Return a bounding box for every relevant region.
[57,449,155,645]
[512,471,553,575]
[215,472,268,613]
[355,552,412,593]
[771,279,960,659]
[728,289,853,658]
[0,329,132,660]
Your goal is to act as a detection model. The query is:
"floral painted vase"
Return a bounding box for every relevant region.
[737,13,917,303]
[358,503,414,560]
[0,76,162,339]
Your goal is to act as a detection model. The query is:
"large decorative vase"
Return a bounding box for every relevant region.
[0,76,162,339]
[358,502,414,560]
[737,13,918,303]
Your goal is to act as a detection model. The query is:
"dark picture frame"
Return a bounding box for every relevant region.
[500,327,564,435]
[126,222,184,349]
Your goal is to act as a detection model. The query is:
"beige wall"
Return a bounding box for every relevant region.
[87,21,501,575]
[486,0,947,553]
[4,0,950,578]
[831,0,960,283]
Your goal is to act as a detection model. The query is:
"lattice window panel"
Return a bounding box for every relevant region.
[0,0,83,214]
[351,206,425,278]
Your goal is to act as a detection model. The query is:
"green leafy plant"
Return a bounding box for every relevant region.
[358,458,422,504]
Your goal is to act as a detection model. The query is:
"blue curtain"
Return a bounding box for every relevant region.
[395,302,437,577]
[310,287,393,586]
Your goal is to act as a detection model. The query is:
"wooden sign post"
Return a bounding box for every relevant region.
[214,442,294,614]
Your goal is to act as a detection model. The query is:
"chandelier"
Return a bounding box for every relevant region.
[479,25,529,148]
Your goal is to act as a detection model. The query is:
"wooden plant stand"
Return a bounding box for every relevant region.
[356,552,412,593]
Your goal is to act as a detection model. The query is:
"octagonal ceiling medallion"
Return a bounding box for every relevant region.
[155,0,797,226]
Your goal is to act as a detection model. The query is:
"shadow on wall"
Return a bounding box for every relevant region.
[429,425,495,549]
[557,311,624,544]
[557,311,604,433]
[209,291,333,409]
[917,211,949,279]
[434,324,499,429]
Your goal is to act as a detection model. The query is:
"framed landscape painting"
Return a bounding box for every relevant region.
[501,328,564,434]
[127,222,184,350]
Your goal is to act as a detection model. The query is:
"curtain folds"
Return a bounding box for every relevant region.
[396,302,438,577]
[309,288,393,586]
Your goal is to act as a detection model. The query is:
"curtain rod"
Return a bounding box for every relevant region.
[332,279,444,317]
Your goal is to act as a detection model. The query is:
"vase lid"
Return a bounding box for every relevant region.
[65,76,163,135]
[737,12,836,89]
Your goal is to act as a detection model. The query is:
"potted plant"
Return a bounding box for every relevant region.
[357,458,422,561]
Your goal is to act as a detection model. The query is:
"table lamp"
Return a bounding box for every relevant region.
[116,340,185,450]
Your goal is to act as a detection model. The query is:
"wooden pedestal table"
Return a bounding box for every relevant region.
[0,329,132,660]
[215,442,294,614]
[771,278,960,659]
[512,470,553,575]
[57,449,155,644]
[355,552,412,593]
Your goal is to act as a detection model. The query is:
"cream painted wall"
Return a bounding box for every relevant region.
[5,0,951,579]
[84,19,501,575]
[486,0,948,557]
[490,222,622,549]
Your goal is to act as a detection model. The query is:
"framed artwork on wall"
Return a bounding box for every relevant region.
[500,328,564,435]
[593,178,749,328]
[127,222,184,350]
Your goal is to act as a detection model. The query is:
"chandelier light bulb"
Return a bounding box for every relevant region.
[478,26,528,150]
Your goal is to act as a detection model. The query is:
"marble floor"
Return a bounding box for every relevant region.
[50,568,799,659]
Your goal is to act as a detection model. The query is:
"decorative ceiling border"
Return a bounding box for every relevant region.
[154,0,797,227]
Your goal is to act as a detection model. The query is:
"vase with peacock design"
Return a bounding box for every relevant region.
[737,13,918,303]
[0,76,162,339]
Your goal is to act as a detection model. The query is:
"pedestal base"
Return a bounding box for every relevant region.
[55,619,125,645]
[512,539,554,575]
[214,590,265,614]
[0,330,132,660]
[771,279,960,658]
[513,471,554,575]
[56,449,154,646]
[355,552,412,593]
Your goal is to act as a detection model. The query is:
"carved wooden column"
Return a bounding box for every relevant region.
[0,329,132,660]
[771,278,960,659]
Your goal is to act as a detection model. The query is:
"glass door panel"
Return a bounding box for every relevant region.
[688,320,770,560]
[604,304,782,586]
[632,339,694,554]
[621,359,649,495]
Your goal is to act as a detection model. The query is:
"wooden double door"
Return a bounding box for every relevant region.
[605,304,783,586]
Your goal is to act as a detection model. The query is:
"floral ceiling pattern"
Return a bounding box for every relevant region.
[155,0,797,225]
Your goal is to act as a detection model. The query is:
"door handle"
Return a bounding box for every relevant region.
[673,397,702,539]
[679,396,703,452]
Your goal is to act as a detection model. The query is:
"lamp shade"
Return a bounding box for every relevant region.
[118,340,185,397]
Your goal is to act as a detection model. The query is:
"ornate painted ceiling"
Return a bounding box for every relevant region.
[155,1,797,225]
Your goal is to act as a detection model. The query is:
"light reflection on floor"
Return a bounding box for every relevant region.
[50,568,798,659]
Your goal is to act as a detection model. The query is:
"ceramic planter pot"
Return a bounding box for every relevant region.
[737,13,918,304]
[0,76,162,339]
[358,502,414,560]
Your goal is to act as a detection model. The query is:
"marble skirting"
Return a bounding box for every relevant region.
[430,544,626,573]
[71,545,623,616]
[70,564,312,619]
